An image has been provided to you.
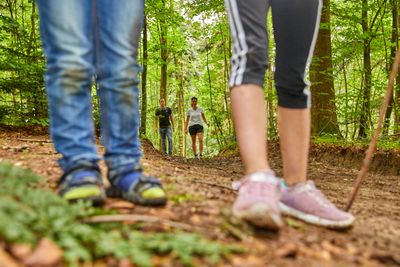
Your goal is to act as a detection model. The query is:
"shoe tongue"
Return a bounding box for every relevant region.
[302,180,315,189]
[232,171,277,190]
[289,180,316,192]
[296,180,316,191]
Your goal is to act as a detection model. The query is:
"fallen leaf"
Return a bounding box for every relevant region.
[118,258,135,267]
[24,238,63,267]
[105,200,135,210]
[9,243,33,261]
[299,246,332,261]
[0,248,20,267]
[230,254,265,267]
[275,242,298,258]
[321,240,345,255]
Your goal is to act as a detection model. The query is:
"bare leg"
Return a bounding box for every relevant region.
[278,107,310,185]
[198,132,204,155]
[190,134,197,156]
[231,84,271,174]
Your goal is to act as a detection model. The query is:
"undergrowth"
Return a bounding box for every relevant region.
[0,161,242,267]
[312,134,400,150]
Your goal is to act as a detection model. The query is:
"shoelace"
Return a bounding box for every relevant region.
[292,182,334,208]
[243,180,278,196]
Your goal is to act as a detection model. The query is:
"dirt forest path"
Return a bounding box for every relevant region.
[0,127,399,267]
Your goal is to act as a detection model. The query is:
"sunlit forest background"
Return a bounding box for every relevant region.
[0,0,399,156]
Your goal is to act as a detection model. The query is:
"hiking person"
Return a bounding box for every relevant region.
[155,98,174,156]
[225,0,354,229]
[35,0,167,206]
[185,97,209,158]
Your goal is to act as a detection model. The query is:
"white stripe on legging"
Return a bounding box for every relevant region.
[303,0,323,108]
[226,0,248,87]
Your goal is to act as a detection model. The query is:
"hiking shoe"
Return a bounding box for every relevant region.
[279,181,355,229]
[59,161,105,205]
[107,164,167,206]
[232,171,283,230]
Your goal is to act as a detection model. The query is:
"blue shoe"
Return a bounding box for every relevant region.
[58,161,105,205]
[107,164,167,206]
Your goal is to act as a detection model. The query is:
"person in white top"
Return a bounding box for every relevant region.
[184,97,209,158]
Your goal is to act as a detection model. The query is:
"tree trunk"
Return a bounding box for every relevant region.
[383,0,398,135]
[391,0,400,135]
[159,0,168,101]
[205,39,223,148]
[220,20,233,136]
[310,0,341,136]
[140,15,148,135]
[358,0,372,138]
[173,55,186,157]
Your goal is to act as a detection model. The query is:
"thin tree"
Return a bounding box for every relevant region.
[358,0,372,138]
[158,0,168,101]
[391,0,400,134]
[382,0,398,135]
[140,14,149,135]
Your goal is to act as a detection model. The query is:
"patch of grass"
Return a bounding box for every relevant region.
[312,134,400,150]
[0,161,242,266]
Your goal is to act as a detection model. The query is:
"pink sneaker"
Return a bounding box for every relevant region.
[279,181,355,229]
[232,172,283,230]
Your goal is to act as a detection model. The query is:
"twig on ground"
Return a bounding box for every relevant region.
[17,138,52,143]
[83,214,203,232]
[191,180,237,193]
[220,222,250,241]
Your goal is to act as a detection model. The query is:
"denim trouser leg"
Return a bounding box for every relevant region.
[36,0,145,172]
[95,1,144,170]
[166,127,173,155]
[36,0,98,172]
[159,127,173,155]
[159,128,168,154]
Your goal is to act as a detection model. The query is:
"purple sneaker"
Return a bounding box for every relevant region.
[279,181,355,229]
[232,172,283,230]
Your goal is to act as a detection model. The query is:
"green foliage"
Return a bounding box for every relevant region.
[1,0,399,151]
[312,134,400,150]
[0,1,47,125]
[0,162,242,266]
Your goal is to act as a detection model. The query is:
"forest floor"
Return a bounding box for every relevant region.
[0,126,399,267]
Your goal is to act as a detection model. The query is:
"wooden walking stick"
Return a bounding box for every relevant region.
[345,48,400,211]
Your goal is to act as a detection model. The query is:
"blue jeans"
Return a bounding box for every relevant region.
[36,0,144,172]
[159,127,173,155]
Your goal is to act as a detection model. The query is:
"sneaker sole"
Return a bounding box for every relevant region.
[279,202,354,229]
[234,203,283,230]
[62,185,105,205]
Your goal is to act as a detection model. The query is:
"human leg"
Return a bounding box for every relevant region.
[36,0,105,203]
[96,0,144,169]
[278,107,310,185]
[272,0,353,228]
[231,86,270,174]
[166,126,173,155]
[271,0,320,185]
[95,0,166,205]
[198,132,204,156]
[226,0,282,229]
[190,134,197,156]
[159,128,168,154]
[36,0,99,170]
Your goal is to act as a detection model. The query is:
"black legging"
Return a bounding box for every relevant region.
[225,0,322,108]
